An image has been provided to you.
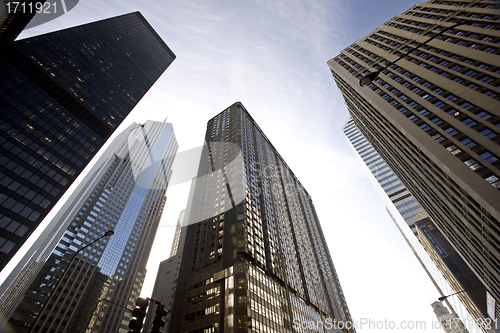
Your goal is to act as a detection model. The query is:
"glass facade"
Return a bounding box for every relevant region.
[4,121,178,333]
[0,12,175,271]
[328,0,500,323]
[168,102,354,333]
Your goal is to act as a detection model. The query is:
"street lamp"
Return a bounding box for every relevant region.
[358,19,486,87]
[28,230,114,332]
[438,287,477,302]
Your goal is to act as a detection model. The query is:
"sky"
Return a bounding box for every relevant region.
[4,0,451,331]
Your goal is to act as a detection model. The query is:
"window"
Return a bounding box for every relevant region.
[462,118,477,127]
[480,129,497,139]
[399,107,408,114]
[434,101,446,108]
[464,158,482,170]
[484,91,498,98]
[431,117,443,126]
[479,76,494,84]
[460,102,474,110]
[420,124,431,132]
[461,138,476,148]
[408,101,419,108]
[445,94,457,102]
[480,152,498,163]
[464,70,477,77]
[477,111,492,120]
[419,109,430,116]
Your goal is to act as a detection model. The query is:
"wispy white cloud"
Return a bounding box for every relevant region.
[13,1,442,331]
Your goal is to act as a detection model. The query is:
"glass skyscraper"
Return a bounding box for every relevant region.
[2,120,178,333]
[162,102,354,333]
[329,0,500,323]
[0,12,175,271]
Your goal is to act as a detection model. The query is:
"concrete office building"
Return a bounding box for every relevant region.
[342,116,495,332]
[433,301,469,333]
[163,102,353,333]
[329,0,500,321]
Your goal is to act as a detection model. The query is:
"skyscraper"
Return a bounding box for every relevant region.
[329,0,500,321]
[162,102,354,333]
[432,301,469,333]
[342,116,490,333]
[143,210,187,333]
[3,120,178,333]
[0,11,175,271]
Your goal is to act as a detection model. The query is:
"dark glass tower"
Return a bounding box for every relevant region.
[328,0,500,322]
[4,120,178,333]
[165,102,354,333]
[0,12,175,271]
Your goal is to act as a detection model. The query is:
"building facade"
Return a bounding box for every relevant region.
[433,301,469,333]
[0,11,175,271]
[3,120,178,333]
[164,102,353,333]
[143,209,188,333]
[329,0,500,322]
[342,116,494,332]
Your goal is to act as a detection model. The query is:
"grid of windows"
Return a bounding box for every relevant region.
[329,0,500,324]
[0,12,175,271]
[335,3,500,189]
[169,103,354,333]
[7,121,177,333]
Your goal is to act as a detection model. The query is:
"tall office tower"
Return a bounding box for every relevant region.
[328,0,500,322]
[165,102,354,333]
[3,120,178,333]
[0,12,175,271]
[171,210,188,256]
[432,302,469,333]
[342,116,494,332]
[143,210,188,333]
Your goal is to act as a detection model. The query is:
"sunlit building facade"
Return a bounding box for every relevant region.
[0,12,175,272]
[432,301,469,333]
[342,116,496,332]
[329,0,500,322]
[3,121,178,333]
[166,102,354,333]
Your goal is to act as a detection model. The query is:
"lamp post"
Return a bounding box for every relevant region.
[358,18,488,87]
[438,287,479,302]
[28,230,114,333]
